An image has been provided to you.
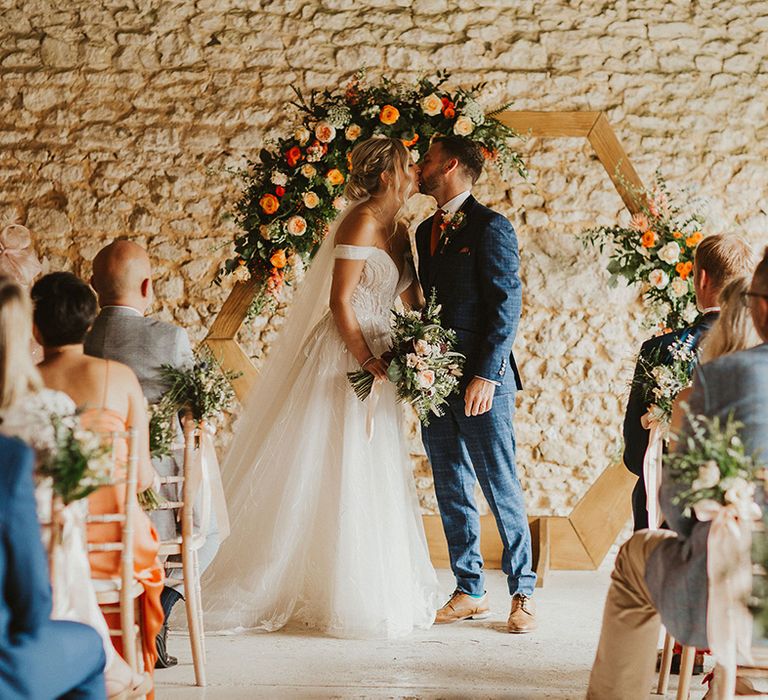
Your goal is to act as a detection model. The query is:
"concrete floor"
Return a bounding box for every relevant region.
[156,565,708,699]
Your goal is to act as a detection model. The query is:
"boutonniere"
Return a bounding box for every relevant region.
[439,210,467,248]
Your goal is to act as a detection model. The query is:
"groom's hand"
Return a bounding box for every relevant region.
[464,377,496,417]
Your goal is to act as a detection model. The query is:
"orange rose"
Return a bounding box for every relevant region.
[286,146,302,167]
[676,261,693,280]
[686,231,703,247]
[260,193,279,215]
[443,106,455,119]
[270,249,287,269]
[641,230,657,248]
[672,230,683,239]
[326,168,345,186]
[401,133,419,147]
[379,105,400,125]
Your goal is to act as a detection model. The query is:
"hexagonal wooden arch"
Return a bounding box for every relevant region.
[204,111,644,582]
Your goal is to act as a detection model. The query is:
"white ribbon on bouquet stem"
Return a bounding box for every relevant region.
[365,379,382,442]
[694,498,761,700]
[641,408,668,529]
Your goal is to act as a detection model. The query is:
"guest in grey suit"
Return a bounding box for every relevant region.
[85,239,220,669]
[587,246,768,700]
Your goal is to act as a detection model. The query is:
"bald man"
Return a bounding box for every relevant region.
[85,239,220,668]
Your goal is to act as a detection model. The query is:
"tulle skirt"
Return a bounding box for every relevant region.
[203,313,440,639]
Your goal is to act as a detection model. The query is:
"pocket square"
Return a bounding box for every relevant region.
[458,247,471,254]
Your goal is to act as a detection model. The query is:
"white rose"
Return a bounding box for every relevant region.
[303,191,319,209]
[345,124,362,141]
[421,93,443,116]
[648,269,669,289]
[669,277,689,298]
[414,339,430,356]
[294,126,310,145]
[453,115,475,136]
[683,302,699,324]
[286,215,307,236]
[270,171,288,186]
[300,164,317,179]
[657,241,681,265]
[692,460,721,490]
[724,477,754,506]
[314,120,336,144]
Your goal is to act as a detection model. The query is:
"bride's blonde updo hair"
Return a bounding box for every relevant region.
[345,136,411,202]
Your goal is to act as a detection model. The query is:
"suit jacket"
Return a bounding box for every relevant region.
[415,195,523,394]
[645,342,768,648]
[622,312,719,478]
[84,306,193,404]
[0,436,53,695]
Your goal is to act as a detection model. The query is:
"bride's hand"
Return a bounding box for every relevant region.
[363,357,389,380]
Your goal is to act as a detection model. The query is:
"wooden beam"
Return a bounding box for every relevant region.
[206,278,258,340]
[588,112,644,214]
[494,110,601,138]
[203,338,258,403]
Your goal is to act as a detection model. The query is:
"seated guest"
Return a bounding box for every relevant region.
[31,272,164,679]
[0,432,107,699]
[86,239,221,667]
[623,234,755,531]
[587,247,768,699]
[0,274,150,698]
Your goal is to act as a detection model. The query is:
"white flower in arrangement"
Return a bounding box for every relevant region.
[657,241,681,265]
[286,215,308,236]
[453,116,475,136]
[306,141,325,162]
[648,269,669,289]
[691,460,721,491]
[302,191,320,209]
[668,277,689,298]
[364,104,380,118]
[300,164,317,179]
[416,369,436,389]
[722,476,754,507]
[636,245,651,259]
[411,150,420,163]
[683,302,699,324]
[326,104,352,128]
[414,339,431,356]
[232,264,251,282]
[461,98,485,125]
[259,224,271,240]
[270,171,288,186]
[314,120,336,143]
[421,93,443,116]
[406,353,419,368]
[294,126,310,145]
[333,196,347,211]
[345,124,362,141]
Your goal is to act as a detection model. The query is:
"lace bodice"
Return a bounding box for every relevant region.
[333,244,413,353]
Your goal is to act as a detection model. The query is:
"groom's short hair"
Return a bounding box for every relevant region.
[694,234,755,291]
[432,136,484,184]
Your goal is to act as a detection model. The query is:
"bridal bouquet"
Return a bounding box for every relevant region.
[348,292,466,424]
[632,336,699,431]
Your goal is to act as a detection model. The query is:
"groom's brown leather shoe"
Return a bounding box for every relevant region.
[507,594,537,633]
[435,589,490,624]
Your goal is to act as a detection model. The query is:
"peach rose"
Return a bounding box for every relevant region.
[300,164,317,179]
[421,93,443,116]
[302,191,320,209]
[314,120,336,144]
[453,116,475,136]
[270,249,287,269]
[326,168,345,186]
[286,215,307,236]
[345,124,362,141]
[416,369,436,389]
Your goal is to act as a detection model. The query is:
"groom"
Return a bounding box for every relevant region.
[415,136,537,633]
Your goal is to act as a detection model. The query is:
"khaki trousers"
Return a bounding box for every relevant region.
[587,529,677,700]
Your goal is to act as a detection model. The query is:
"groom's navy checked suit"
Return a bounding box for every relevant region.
[416,194,536,597]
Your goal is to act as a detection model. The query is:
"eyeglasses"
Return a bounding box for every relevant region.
[741,291,768,305]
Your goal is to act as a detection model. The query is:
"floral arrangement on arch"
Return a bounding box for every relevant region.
[583,173,706,332]
[221,71,527,315]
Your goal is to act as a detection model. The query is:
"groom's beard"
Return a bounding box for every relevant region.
[419,172,442,198]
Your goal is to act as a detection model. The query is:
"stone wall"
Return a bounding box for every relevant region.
[1,0,766,515]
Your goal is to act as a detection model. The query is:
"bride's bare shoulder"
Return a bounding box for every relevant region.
[334,204,381,247]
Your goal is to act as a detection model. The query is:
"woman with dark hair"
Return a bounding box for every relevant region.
[31,272,164,690]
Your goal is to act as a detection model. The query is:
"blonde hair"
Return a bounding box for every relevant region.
[694,234,755,291]
[700,275,761,363]
[345,136,411,202]
[0,276,42,410]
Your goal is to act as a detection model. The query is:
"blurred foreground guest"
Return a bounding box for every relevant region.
[32,272,164,683]
[87,239,222,668]
[587,248,768,700]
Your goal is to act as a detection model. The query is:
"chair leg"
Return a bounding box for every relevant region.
[183,547,206,687]
[657,631,675,694]
[676,645,696,700]
[193,551,206,662]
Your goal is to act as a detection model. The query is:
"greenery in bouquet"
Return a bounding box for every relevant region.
[159,348,240,424]
[348,291,466,425]
[38,414,113,505]
[147,397,177,459]
[583,172,707,332]
[666,411,761,518]
[631,336,698,428]
[220,70,526,314]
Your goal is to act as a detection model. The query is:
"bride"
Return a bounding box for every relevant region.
[203,136,441,638]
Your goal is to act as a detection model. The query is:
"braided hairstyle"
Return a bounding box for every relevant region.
[345,136,411,202]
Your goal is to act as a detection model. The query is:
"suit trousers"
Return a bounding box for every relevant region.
[587,529,677,699]
[422,391,536,597]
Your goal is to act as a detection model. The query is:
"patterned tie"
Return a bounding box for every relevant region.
[430,208,444,256]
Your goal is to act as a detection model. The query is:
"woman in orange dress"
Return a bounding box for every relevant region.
[31,272,164,688]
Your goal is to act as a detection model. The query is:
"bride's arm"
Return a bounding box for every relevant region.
[329,215,389,380]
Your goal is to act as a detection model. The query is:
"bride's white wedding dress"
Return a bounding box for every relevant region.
[203,234,440,639]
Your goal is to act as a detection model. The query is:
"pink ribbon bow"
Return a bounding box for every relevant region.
[0,224,42,287]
